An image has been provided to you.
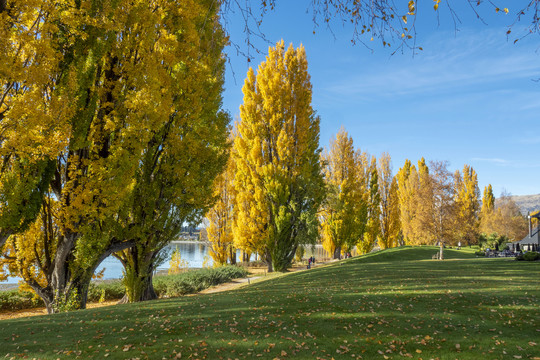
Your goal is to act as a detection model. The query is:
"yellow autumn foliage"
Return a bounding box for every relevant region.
[233,40,324,272]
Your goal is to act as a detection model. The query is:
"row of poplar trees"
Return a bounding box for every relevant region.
[0,1,526,313]
[0,0,230,313]
[207,42,523,269]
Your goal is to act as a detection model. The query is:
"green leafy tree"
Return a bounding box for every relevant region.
[479,184,495,234]
[454,165,480,246]
[320,128,365,259]
[0,0,228,311]
[359,157,381,254]
[233,40,325,272]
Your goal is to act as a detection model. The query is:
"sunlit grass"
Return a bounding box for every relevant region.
[0,246,538,359]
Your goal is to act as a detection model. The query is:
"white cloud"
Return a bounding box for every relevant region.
[323,27,540,100]
[471,157,510,165]
[471,157,540,168]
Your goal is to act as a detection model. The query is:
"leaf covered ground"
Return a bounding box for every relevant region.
[1,246,538,359]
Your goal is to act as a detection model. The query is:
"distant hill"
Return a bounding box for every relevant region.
[509,194,540,215]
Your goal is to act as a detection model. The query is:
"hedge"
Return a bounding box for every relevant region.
[1,265,248,312]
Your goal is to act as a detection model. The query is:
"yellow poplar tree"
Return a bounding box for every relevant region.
[479,184,495,234]
[320,128,364,259]
[387,176,402,246]
[234,40,324,272]
[0,1,66,249]
[358,156,381,253]
[378,153,397,249]
[207,143,237,266]
[396,159,415,244]
[397,158,435,245]
[111,0,229,303]
[454,165,480,245]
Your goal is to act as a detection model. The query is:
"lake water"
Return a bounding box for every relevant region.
[2,242,329,284]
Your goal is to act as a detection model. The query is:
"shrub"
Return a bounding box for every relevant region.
[523,251,540,261]
[154,265,248,298]
[0,289,42,312]
[475,251,485,257]
[87,281,126,302]
[1,266,248,312]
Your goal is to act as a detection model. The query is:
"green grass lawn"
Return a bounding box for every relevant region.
[1,246,538,359]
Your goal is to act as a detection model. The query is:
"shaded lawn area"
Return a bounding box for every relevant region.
[1,246,538,359]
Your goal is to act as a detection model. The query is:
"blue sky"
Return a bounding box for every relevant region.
[221,1,540,197]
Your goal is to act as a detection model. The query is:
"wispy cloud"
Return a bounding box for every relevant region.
[471,157,511,165]
[323,27,540,101]
[471,158,540,168]
[518,137,540,145]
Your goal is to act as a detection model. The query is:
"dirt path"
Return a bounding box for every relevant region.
[0,259,334,321]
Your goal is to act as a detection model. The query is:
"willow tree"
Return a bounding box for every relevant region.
[234,40,324,272]
[320,128,365,259]
[0,0,228,311]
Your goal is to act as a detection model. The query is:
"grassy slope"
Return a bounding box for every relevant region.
[0,247,538,360]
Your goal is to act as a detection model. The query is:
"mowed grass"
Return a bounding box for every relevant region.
[1,246,538,360]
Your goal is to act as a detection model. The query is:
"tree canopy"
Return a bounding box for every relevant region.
[0,0,229,311]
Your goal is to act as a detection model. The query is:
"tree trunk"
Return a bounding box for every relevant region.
[119,271,157,303]
[120,247,160,303]
[34,237,134,313]
[333,246,342,260]
[439,241,444,260]
[265,250,273,273]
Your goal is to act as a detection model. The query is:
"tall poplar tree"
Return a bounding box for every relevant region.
[207,144,237,266]
[387,176,402,246]
[397,160,416,244]
[479,184,495,234]
[378,153,397,249]
[111,0,229,303]
[234,40,324,272]
[320,128,364,259]
[359,157,381,253]
[454,165,480,246]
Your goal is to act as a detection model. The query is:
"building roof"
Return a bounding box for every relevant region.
[512,227,540,245]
